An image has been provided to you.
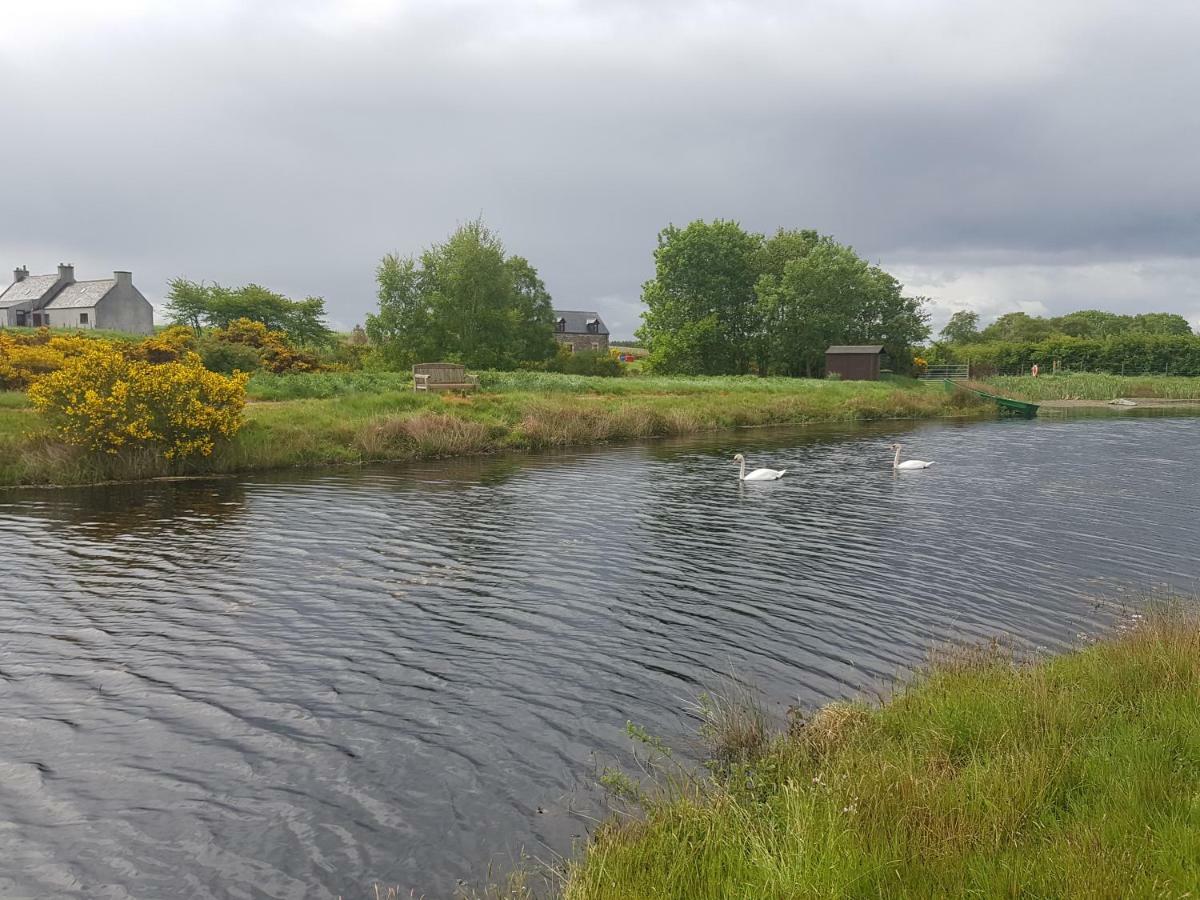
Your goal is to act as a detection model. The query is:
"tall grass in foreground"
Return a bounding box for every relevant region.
[561,605,1200,899]
[987,373,1200,401]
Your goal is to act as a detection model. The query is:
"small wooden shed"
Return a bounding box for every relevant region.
[825,345,886,381]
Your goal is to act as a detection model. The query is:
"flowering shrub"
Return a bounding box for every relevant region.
[128,325,195,363]
[208,318,322,373]
[0,329,104,389]
[28,344,248,459]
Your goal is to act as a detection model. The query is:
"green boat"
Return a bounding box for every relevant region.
[943,379,1039,418]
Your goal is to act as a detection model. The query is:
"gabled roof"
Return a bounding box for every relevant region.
[0,274,60,308]
[553,309,609,335]
[825,344,885,354]
[45,280,116,309]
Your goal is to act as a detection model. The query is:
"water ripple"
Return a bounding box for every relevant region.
[1,414,1198,896]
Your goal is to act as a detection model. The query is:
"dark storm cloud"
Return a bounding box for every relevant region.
[2,0,1199,335]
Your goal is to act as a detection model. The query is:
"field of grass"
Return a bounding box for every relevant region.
[0,373,984,487]
[987,373,1200,401]
[561,605,1200,899]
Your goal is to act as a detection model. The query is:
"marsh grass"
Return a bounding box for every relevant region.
[562,603,1200,899]
[988,373,1200,401]
[1,375,985,487]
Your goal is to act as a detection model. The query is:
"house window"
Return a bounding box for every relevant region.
[586,319,598,334]
[555,318,566,333]
[15,311,27,326]
[79,312,89,325]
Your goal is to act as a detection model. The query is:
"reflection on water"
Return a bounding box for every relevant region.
[1,414,1198,898]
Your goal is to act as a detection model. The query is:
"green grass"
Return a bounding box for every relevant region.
[562,606,1200,899]
[245,370,931,400]
[0,374,985,487]
[987,373,1200,401]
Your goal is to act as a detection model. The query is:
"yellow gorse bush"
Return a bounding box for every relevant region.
[28,343,248,460]
[0,329,105,389]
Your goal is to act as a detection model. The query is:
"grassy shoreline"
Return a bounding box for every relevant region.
[560,605,1200,899]
[0,373,985,488]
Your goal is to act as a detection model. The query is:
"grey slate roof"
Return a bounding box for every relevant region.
[45,280,116,309]
[825,344,885,354]
[0,274,60,308]
[553,309,609,335]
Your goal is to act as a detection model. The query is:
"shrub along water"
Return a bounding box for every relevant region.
[561,605,1200,899]
[27,341,248,461]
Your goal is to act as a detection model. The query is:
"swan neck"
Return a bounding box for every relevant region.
[738,457,746,480]
[893,446,901,468]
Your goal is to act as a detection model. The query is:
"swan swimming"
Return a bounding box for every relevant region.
[734,453,787,481]
[891,443,933,471]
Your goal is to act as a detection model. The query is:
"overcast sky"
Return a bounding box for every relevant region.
[2,0,1198,336]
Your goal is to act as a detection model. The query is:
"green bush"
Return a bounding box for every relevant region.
[546,348,624,377]
[198,337,263,374]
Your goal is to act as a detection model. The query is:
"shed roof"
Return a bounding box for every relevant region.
[553,309,609,335]
[45,279,116,309]
[0,274,60,308]
[825,344,885,355]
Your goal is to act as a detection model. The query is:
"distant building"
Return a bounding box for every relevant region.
[825,344,887,380]
[0,264,154,334]
[552,310,609,353]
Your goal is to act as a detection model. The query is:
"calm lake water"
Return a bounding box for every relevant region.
[1,413,1198,898]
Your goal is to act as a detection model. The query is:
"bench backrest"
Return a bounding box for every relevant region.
[413,362,469,384]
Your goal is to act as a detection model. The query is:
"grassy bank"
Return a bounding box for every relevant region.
[562,607,1200,899]
[0,373,983,487]
[987,372,1200,401]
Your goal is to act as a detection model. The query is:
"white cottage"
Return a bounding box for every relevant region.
[0,264,154,334]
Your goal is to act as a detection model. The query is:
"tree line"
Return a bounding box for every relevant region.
[188,220,1200,378]
[932,309,1199,375]
[940,309,1194,345]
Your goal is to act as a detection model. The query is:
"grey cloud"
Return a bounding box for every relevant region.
[2,0,1199,335]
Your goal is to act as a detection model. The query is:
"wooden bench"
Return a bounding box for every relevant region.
[412,362,480,392]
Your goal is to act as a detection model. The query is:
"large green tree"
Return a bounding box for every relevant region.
[637,220,763,375]
[757,238,929,376]
[1129,312,1193,336]
[366,219,556,370]
[165,279,333,345]
[979,312,1056,343]
[939,310,981,344]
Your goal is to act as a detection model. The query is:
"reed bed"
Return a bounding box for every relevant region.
[987,373,1200,401]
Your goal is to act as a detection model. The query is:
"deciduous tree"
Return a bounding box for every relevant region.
[366,219,557,370]
[638,220,762,374]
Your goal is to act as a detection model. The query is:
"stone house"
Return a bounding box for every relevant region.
[0,264,154,334]
[552,310,609,353]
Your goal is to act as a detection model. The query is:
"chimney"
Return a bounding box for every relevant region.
[114,270,132,287]
[13,266,28,283]
[57,263,75,284]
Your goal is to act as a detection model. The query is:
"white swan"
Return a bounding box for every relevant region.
[734,453,787,481]
[891,443,933,471]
